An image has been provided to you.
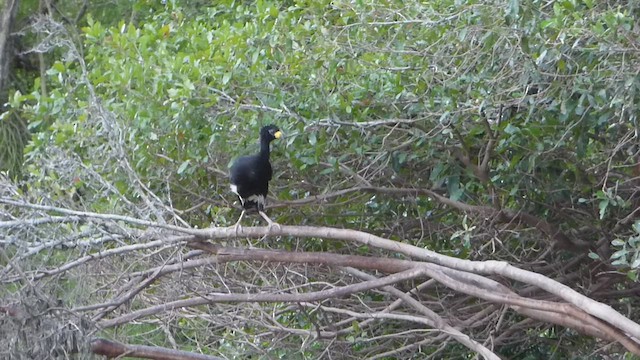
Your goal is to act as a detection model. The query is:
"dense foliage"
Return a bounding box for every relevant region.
[2,0,640,359]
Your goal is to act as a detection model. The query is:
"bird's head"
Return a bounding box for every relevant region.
[261,125,282,142]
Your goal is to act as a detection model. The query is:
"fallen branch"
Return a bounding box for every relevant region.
[3,198,640,350]
[90,338,222,360]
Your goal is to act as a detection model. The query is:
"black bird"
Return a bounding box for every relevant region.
[229,124,282,232]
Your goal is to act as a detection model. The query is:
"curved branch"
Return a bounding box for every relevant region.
[0,215,82,228]
[90,338,222,360]
[194,226,640,342]
[344,267,500,360]
[3,234,192,283]
[3,198,640,347]
[99,267,425,328]
[94,245,640,355]
[269,187,574,248]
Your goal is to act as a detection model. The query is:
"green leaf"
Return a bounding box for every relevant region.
[611,239,625,246]
[504,124,519,135]
[222,72,232,85]
[536,49,548,66]
[612,259,628,266]
[507,0,519,20]
[447,177,463,201]
[611,249,627,260]
[598,199,608,219]
[177,160,190,175]
[53,62,66,73]
[429,163,446,184]
[351,320,361,333]
[458,27,468,41]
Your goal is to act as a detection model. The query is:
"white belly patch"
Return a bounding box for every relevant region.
[230,184,266,206]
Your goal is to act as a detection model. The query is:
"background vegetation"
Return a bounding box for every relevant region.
[2,0,640,359]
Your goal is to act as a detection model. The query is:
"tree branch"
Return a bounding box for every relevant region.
[3,198,640,347]
[344,267,500,360]
[90,338,223,360]
[98,267,425,328]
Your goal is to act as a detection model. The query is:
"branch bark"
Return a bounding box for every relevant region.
[3,198,640,353]
[344,267,500,360]
[90,338,223,360]
[98,267,426,328]
[85,245,640,355]
[0,0,19,103]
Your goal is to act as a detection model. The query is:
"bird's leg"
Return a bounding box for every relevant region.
[258,210,281,232]
[233,210,245,237]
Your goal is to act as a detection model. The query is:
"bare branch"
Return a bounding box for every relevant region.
[3,198,640,349]
[90,338,223,360]
[99,267,425,328]
[344,267,500,360]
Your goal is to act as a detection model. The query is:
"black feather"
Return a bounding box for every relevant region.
[230,125,281,212]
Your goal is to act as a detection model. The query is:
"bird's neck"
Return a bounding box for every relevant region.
[259,139,271,160]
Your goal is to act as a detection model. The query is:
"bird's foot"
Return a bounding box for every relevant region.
[232,210,246,237]
[258,211,281,234]
[233,222,243,237]
[266,221,282,233]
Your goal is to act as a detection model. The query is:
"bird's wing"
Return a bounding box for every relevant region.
[230,156,259,183]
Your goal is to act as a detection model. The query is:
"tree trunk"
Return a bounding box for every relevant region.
[0,0,25,178]
[0,0,19,104]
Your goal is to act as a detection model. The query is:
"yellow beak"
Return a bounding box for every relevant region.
[274,131,282,139]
